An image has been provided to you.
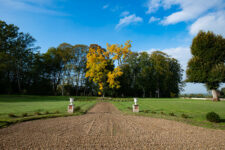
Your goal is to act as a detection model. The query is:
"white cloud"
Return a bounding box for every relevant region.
[145,0,225,36]
[115,14,143,29]
[19,0,53,6]
[145,0,224,25]
[146,0,161,14]
[120,11,130,16]
[102,4,109,9]
[190,11,225,36]
[149,16,160,23]
[0,0,67,16]
[161,0,223,25]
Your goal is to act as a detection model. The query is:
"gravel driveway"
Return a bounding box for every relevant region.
[0,102,225,149]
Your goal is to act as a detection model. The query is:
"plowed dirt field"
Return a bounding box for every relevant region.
[0,102,225,149]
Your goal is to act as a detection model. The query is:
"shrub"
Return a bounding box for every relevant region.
[127,107,132,110]
[34,112,41,115]
[206,112,220,123]
[170,92,176,98]
[74,106,81,112]
[151,111,156,114]
[22,113,28,117]
[143,110,150,113]
[160,112,165,115]
[169,112,175,116]
[8,113,17,118]
[45,111,49,115]
[181,113,189,119]
[54,110,60,114]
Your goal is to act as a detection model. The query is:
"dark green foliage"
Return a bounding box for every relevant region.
[206,112,220,123]
[160,112,165,115]
[186,31,225,90]
[0,20,38,94]
[169,112,175,116]
[22,113,28,117]
[127,107,132,110]
[34,112,41,115]
[143,110,150,113]
[45,111,49,115]
[8,113,17,118]
[54,110,60,114]
[74,106,81,112]
[117,51,183,98]
[0,20,183,97]
[151,111,156,114]
[220,88,225,98]
[0,20,91,96]
[181,114,189,119]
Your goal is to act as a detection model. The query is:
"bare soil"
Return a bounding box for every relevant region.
[0,102,225,150]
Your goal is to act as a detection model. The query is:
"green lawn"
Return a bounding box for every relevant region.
[111,98,225,129]
[0,95,97,128]
[1,96,225,129]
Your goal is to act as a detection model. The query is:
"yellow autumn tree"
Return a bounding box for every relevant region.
[86,41,131,96]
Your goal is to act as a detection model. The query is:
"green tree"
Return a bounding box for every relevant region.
[27,52,53,95]
[186,31,225,101]
[137,52,153,97]
[72,44,89,95]
[167,58,184,97]
[151,51,170,97]
[43,47,64,95]
[220,87,225,97]
[0,20,37,93]
[119,51,183,98]
[120,52,139,97]
[57,43,74,96]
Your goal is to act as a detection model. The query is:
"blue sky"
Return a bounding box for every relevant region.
[0,0,225,94]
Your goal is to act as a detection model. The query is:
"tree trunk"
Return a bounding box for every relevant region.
[76,85,79,96]
[84,87,86,96]
[158,88,160,98]
[143,88,145,98]
[102,94,105,100]
[16,67,21,93]
[212,89,220,101]
[62,84,64,96]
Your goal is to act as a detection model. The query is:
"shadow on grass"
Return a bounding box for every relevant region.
[0,95,98,102]
[0,111,85,129]
[220,119,225,123]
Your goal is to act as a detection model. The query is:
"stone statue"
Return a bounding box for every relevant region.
[134,98,137,105]
[133,98,139,112]
[70,98,74,105]
[68,98,74,113]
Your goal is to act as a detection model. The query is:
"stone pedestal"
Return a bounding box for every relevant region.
[132,104,139,112]
[68,104,74,113]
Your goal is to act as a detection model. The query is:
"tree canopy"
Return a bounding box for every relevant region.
[85,41,131,96]
[118,51,183,97]
[186,31,225,101]
[0,20,184,97]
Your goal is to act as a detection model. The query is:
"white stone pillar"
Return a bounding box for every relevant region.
[133,98,139,112]
[68,98,75,113]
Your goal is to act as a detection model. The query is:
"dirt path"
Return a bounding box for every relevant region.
[0,102,225,149]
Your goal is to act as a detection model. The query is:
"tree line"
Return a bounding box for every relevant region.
[0,20,184,97]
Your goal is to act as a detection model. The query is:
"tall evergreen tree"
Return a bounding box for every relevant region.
[186,31,225,101]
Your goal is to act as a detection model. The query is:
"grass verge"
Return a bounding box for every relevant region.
[0,95,97,128]
[111,98,225,130]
